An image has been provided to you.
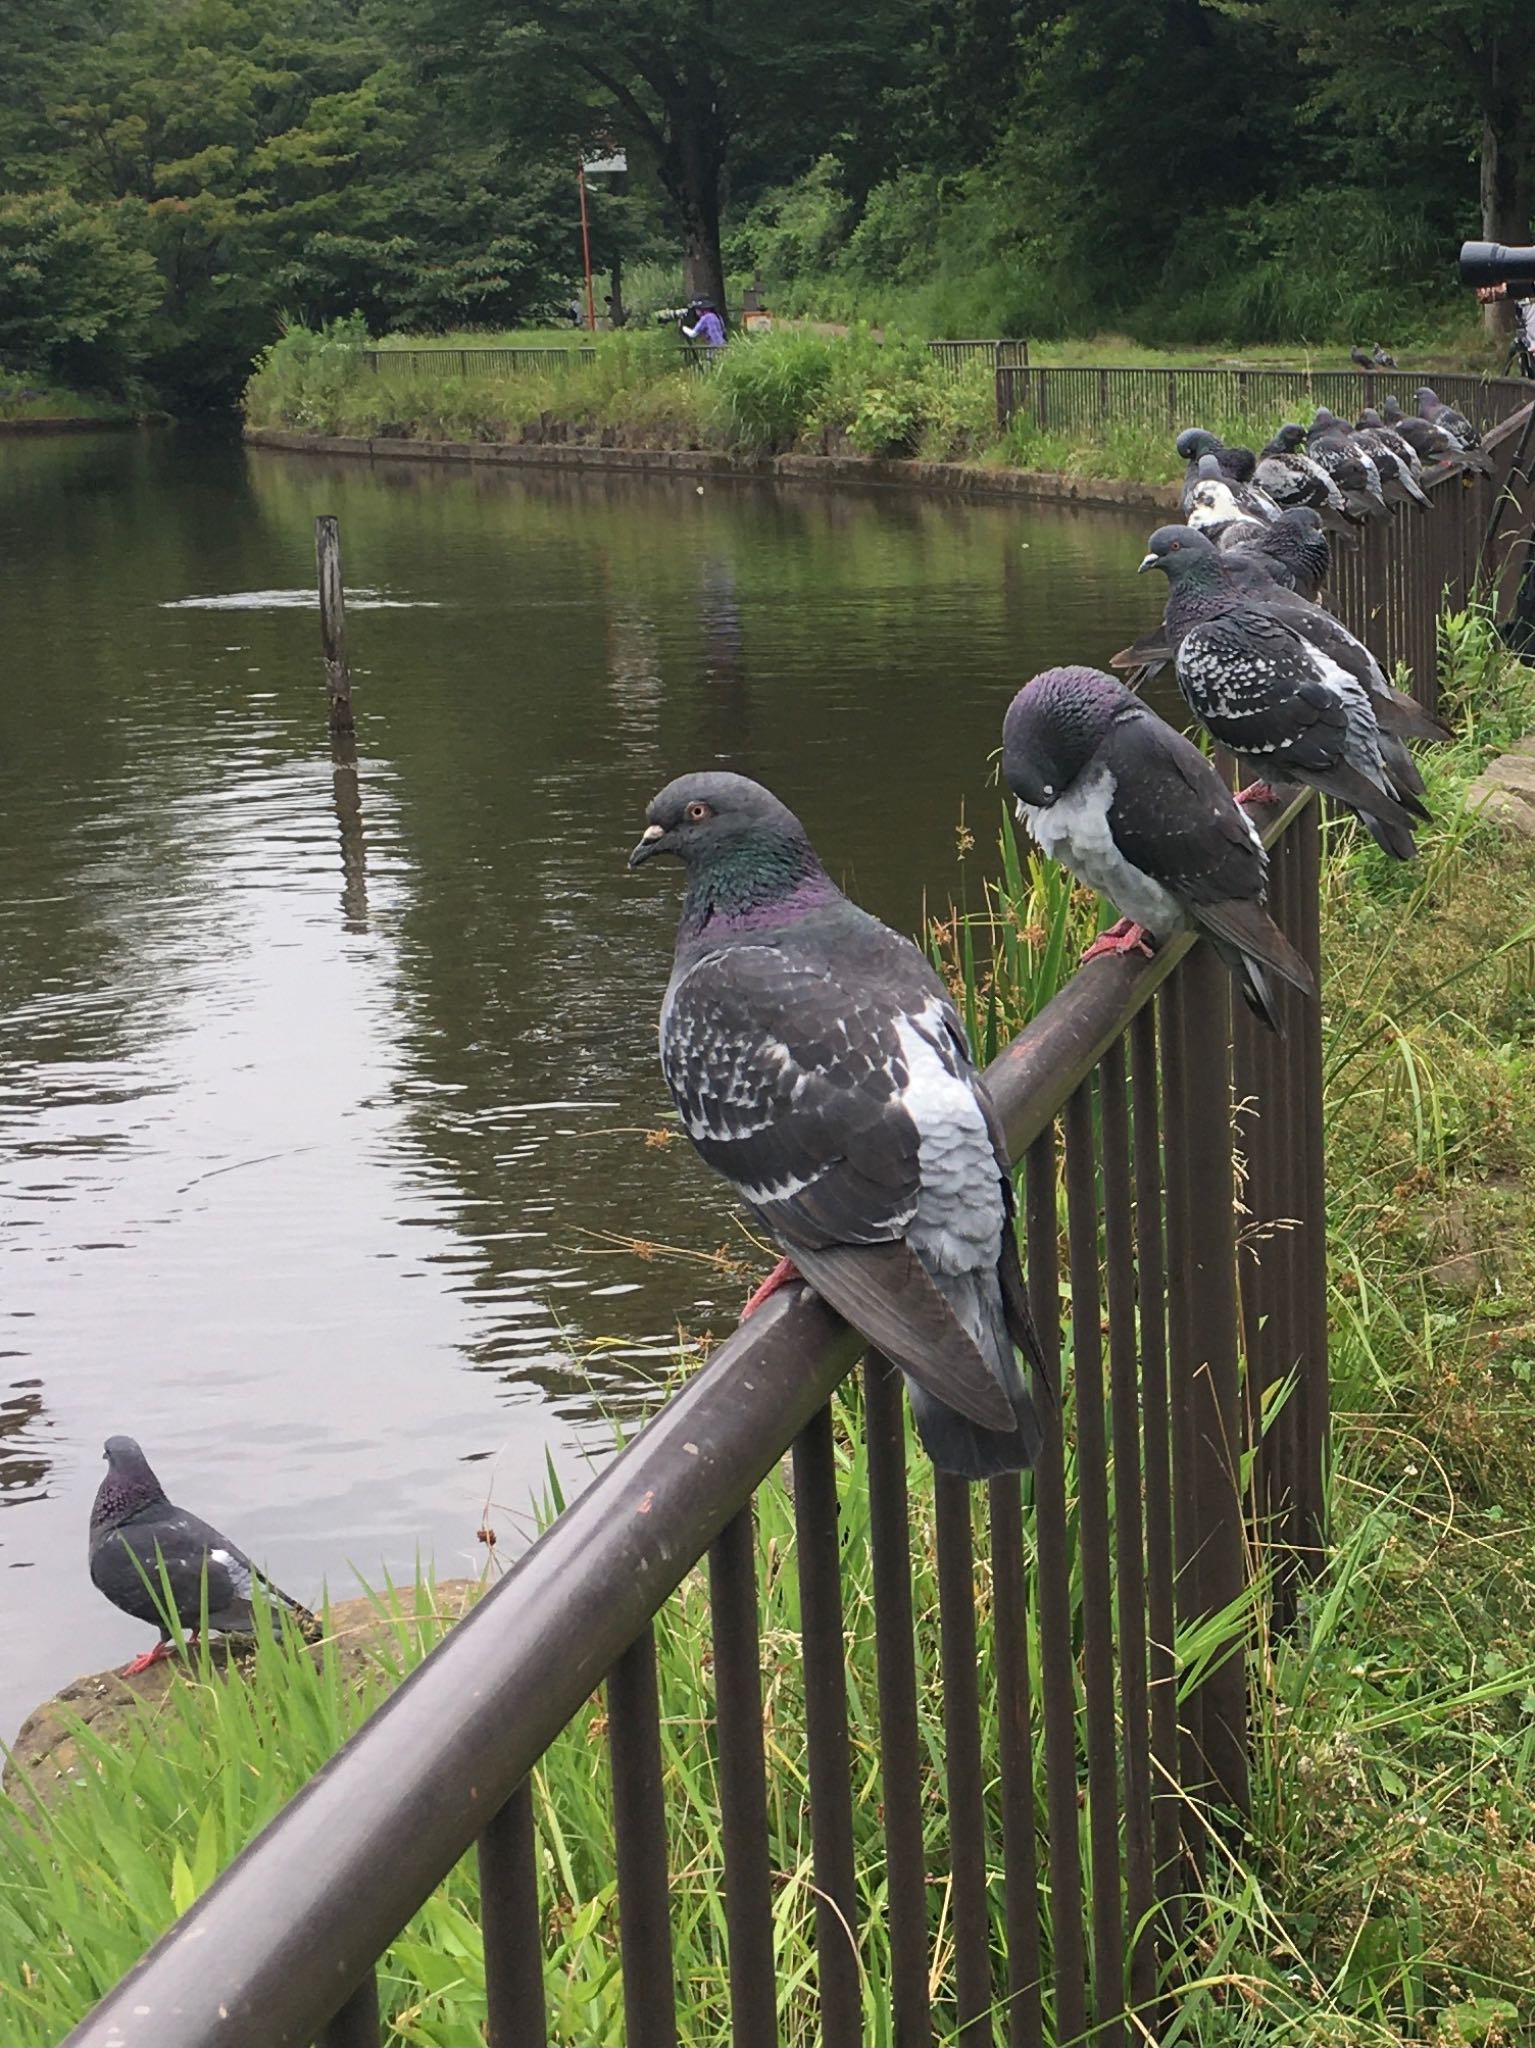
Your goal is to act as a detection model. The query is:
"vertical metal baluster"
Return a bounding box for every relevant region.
[481,1780,546,2048]
[609,1626,678,2048]
[315,1968,381,2048]
[1268,827,1302,1614]
[990,1467,1044,2048]
[864,1353,932,2047]
[1026,1128,1088,2044]
[1099,1044,1155,2021]
[935,1475,992,2042]
[1064,1083,1125,2048]
[1131,1003,1182,1970]
[708,1505,779,2048]
[792,1405,862,2047]
[1159,967,1206,1837]
[1294,801,1331,1572]
[1178,946,1251,1822]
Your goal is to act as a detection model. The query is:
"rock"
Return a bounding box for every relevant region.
[1465,775,1535,837]
[3,1578,483,1815]
[1479,753,1535,801]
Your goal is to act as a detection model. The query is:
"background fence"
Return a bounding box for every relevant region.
[996,362,1534,442]
[360,339,1031,379]
[63,399,1535,2048]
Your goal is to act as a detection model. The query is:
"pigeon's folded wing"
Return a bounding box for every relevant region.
[1101,713,1268,906]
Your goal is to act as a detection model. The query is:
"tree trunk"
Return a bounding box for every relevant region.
[609,251,625,328]
[662,100,728,324]
[1479,72,1527,345]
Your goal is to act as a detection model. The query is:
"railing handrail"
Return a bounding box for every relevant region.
[63,781,1312,2048]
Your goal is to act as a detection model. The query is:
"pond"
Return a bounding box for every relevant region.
[0,429,1165,1734]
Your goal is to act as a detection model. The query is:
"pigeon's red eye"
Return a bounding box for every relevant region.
[1170,541,1182,551]
[685,801,711,823]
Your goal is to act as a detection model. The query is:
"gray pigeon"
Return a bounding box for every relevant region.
[1139,526,1425,858]
[1254,430,1352,525]
[89,1436,317,1673]
[1350,346,1376,372]
[1003,667,1314,1031]
[629,771,1047,1479]
[1356,409,1426,479]
[1309,411,1393,518]
[1382,395,1493,474]
[1415,386,1482,452]
[1176,429,1257,506]
[1221,505,1330,599]
[1186,454,1281,535]
[1372,344,1397,369]
[1344,418,1430,510]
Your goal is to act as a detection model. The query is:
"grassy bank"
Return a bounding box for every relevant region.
[0,375,141,426]
[245,320,1513,487]
[6,623,1535,2045]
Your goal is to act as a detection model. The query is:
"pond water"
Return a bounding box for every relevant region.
[0,429,1164,1735]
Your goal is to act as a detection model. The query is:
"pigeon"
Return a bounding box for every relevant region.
[629,771,1047,1480]
[89,1436,318,1674]
[1306,415,1391,522]
[1415,386,1482,452]
[1337,414,1430,511]
[1187,452,1281,529]
[1350,346,1376,372]
[1355,409,1426,479]
[1138,526,1425,857]
[1002,667,1315,1032]
[1255,429,1354,529]
[1382,395,1493,475]
[1224,505,1332,600]
[1372,344,1397,369]
[1176,429,1257,506]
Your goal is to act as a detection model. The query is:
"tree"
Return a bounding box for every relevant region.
[1221,0,1535,339]
[417,0,925,314]
[0,189,159,387]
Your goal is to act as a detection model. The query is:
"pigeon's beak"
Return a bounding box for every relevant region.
[1136,552,1158,575]
[627,822,667,869]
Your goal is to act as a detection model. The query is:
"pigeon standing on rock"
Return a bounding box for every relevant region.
[89,1436,318,1674]
[629,771,1047,1479]
[1139,526,1425,857]
[1003,667,1315,1030]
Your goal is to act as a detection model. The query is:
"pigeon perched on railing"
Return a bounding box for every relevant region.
[1139,526,1425,857]
[1355,409,1426,479]
[1415,386,1484,454]
[1255,428,1354,528]
[89,1436,318,1674]
[1329,411,1430,511]
[1223,505,1333,599]
[1003,667,1315,1031]
[1382,395,1493,475]
[1306,415,1391,522]
[629,771,1048,1480]
[1176,429,1257,506]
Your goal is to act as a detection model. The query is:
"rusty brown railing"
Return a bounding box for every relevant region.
[62,402,1535,2048]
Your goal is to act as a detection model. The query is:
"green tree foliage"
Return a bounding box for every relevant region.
[414,0,926,315]
[0,190,160,388]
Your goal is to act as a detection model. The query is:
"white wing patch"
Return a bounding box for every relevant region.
[892,1003,1003,1277]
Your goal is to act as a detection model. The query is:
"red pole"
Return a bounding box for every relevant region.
[577,163,596,332]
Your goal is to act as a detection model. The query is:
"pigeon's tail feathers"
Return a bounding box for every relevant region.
[1453,449,1495,477]
[1359,810,1420,860]
[788,1240,1017,1433]
[1111,628,1172,672]
[1192,903,1314,1032]
[1302,757,1419,832]
[1384,474,1430,512]
[905,1252,1044,1477]
[1373,687,1452,746]
[260,1577,323,1643]
[1377,731,1431,813]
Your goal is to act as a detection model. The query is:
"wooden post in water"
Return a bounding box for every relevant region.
[315,514,354,738]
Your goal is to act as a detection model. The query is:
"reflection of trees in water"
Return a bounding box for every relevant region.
[0,1380,51,1505]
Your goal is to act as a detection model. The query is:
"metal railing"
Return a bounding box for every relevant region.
[995,362,1534,442]
[63,403,1535,2048]
[927,338,1030,375]
[362,346,599,375]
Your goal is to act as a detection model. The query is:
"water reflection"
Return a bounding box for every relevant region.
[0,430,1165,1731]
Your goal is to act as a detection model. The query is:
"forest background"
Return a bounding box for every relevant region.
[1,0,1531,411]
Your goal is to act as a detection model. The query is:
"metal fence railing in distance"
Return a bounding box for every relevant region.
[995,363,1534,441]
[927,338,1029,377]
[362,347,599,376]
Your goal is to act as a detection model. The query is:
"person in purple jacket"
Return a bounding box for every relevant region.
[681,299,727,349]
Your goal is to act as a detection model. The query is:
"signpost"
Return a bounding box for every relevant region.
[579,152,628,333]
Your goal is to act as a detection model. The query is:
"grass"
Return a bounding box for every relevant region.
[0,377,140,424]
[7,615,1535,2044]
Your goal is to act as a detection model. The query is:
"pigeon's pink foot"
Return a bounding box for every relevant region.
[120,1641,172,1676]
[1234,781,1280,808]
[1081,918,1156,964]
[741,1257,802,1321]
